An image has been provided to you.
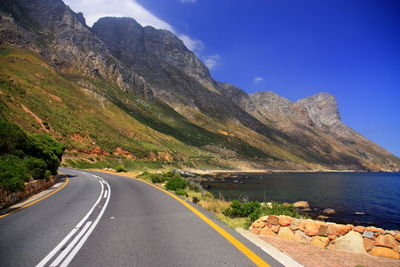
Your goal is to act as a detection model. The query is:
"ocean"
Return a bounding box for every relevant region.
[202,172,400,230]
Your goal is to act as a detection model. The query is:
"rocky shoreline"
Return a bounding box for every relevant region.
[250,215,400,260]
[177,169,400,183]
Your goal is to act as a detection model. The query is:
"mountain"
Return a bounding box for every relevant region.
[0,0,399,171]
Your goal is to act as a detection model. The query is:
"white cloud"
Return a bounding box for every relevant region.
[178,34,204,52]
[180,0,197,3]
[64,0,203,52]
[254,77,264,83]
[204,55,220,69]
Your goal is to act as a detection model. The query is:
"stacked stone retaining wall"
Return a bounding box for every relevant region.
[250,215,400,260]
[0,176,56,209]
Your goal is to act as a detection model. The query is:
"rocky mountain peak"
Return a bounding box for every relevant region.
[249,91,292,115]
[92,17,215,95]
[294,92,341,128]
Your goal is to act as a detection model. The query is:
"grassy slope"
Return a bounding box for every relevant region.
[0,47,200,157]
[0,47,290,168]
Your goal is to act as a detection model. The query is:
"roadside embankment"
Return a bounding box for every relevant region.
[249,215,400,260]
[0,176,56,209]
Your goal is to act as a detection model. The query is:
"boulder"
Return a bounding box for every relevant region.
[327,224,340,236]
[267,215,279,225]
[323,208,336,215]
[293,201,310,209]
[270,224,280,233]
[317,215,329,220]
[251,227,261,235]
[252,221,266,228]
[317,224,329,236]
[259,227,276,236]
[311,236,330,248]
[370,247,400,260]
[277,227,295,240]
[374,234,398,249]
[329,235,337,240]
[294,230,310,244]
[279,216,294,227]
[334,231,367,254]
[338,225,351,236]
[354,226,365,233]
[363,231,374,239]
[396,234,400,242]
[363,238,374,252]
[290,220,301,231]
[304,221,320,236]
[366,226,384,233]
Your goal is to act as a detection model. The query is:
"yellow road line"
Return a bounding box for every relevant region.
[0,175,69,219]
[126,176,270,267]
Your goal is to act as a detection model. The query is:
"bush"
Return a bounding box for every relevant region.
[0,120,28,155]
[175,189,188,197]
[186,180,204,192]
[192,196,200,204]
[0,155,29,192]
[115,165,127,172]
[223,200,261,217]
[151,174,164,183]
[165,176,187,191]
[0,120,65,191]
[26,134,65,175]
[141,171,182,183]
[257,202,304,219]
[25,157,47,179]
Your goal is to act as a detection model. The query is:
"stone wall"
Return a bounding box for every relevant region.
[250,215,400,260]
[0,176,56,209]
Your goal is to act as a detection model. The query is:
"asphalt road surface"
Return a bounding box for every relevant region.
[0,168,283,267]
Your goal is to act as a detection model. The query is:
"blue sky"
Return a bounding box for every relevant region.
[65,0,400,156]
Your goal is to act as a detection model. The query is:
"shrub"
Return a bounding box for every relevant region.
[0,120,65,191]
[0,155,29,192]
[223,200,261,217]
[25,157,47,179]
[192,196,200,204]
[26,134,65,175]
[186,180,204,192]
[257,202,304,219]
[165,176,187,191]
[0,120,28,155]
[175,189,188,197]
[145,172,182,183]
[115,165,127,172]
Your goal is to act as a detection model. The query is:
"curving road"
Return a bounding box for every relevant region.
[0,168,283,267]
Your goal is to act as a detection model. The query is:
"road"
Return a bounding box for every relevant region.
[0,168,283,266]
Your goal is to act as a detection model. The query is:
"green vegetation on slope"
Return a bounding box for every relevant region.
[0,47,271,164]
[0,120,65,191]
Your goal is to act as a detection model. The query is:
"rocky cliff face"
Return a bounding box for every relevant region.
[91,17,280,134]
[0,0,152,98]
[0,0,399,171]
[92,17,217,108]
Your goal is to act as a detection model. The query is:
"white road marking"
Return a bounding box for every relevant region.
[60,181,111,267]
[36,176,105,267]
[103,190,108,199]
[49,221,92,267]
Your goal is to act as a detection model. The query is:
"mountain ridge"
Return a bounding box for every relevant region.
[0,0,399,171]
